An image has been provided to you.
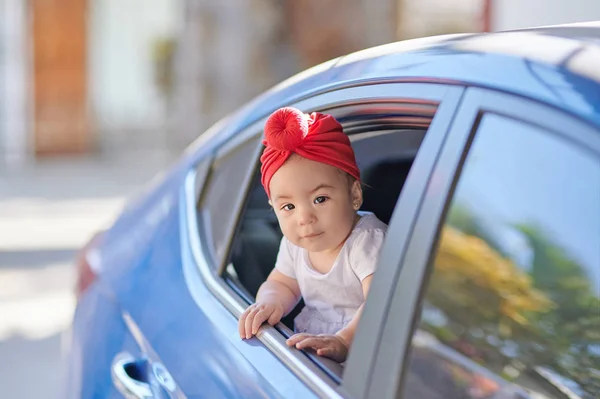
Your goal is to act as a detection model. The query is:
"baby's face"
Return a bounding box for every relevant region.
[269,155,361,253]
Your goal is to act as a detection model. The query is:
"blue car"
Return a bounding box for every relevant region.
[64,22,600,399]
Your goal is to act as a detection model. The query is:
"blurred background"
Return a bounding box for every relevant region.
[1,0,599,397]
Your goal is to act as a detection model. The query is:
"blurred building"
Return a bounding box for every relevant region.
[0,0,181,169]
[172,0,290,149]
[10,0,595,169]
[1,0,478,167]
[0,0,401,167]
[1,0,90,166]
[485,0,600,31]
[399,0,482,39]
[88,0,181,154]
[173,0,402,147]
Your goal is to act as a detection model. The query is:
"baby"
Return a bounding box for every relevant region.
[238,107,387,362]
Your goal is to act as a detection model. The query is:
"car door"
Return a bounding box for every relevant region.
[99,153,286,398]
[186,82,466,398]
[361,88,600,399]
[64,278,183,399]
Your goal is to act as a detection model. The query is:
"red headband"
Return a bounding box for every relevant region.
[260,107,360,197]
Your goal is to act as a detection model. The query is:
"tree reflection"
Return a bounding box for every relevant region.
[515,224,600,397]
[424,205,600,398]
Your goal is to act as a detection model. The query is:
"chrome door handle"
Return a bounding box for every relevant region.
[112,352,167,399]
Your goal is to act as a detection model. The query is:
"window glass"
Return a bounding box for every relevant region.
[198,136,260,266]
[404,114,600,399]
[227,171,281,297]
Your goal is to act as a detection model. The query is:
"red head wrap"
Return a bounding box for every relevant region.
[260,107,360,197]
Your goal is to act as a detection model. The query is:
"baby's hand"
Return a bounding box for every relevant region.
[287,333,349,363]
[239,301,284,339]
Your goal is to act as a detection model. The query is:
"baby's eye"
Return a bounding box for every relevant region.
[314,196,328,204]
[281,204,295,211]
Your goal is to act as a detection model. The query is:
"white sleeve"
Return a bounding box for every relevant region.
[350,229,386,281]
[274,237,297,279]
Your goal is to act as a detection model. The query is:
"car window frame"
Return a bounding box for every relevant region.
[187,82,467,399]
[364,87,600,399]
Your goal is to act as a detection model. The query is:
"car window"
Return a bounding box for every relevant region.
[403,114,600,399]
[225,127,428,294]
[198,136,261,266]
[220,125,431,384]
[224,127,428,303]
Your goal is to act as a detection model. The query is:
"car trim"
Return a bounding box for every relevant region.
[220,84,442,157]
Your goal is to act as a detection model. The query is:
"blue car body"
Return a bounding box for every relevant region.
[63,24,600,399]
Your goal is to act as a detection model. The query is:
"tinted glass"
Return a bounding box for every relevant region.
[199,137,260,266]
[404,114,600,399]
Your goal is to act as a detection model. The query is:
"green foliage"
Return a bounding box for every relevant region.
[429,204,599,398]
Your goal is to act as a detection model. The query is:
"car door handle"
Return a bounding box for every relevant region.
[111,352,174,399]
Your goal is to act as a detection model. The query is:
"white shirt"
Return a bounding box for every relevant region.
[275,213,387,335]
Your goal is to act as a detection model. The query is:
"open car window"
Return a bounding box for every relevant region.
[221,101,439,381]
[189,83,467,397]
[224,127,427,300]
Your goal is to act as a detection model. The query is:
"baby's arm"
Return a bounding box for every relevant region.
[287,274,373,362]
[238,269,301,339]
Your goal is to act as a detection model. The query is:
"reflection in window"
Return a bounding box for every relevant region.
[405,115,600,399]
[199,137,260,266]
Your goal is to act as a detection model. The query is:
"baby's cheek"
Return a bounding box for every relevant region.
[278,220,297,240]
[275,213,289,228]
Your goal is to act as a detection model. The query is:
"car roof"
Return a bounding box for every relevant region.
[188,22,600,153]
[336,21,600,81]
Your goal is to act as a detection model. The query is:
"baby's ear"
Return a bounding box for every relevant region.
[268,199,273,208]
[351,179,363,205]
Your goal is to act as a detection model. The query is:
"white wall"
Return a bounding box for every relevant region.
[400,0,482,39]
[492,0,600,31]
[0,0,30,169]
[89,0,181,149]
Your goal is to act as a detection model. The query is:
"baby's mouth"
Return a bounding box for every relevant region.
[302,232,323,239]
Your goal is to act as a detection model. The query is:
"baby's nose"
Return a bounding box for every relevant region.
[297,207,316,225]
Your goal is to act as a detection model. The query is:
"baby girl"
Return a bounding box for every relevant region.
[238,107,387,362]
